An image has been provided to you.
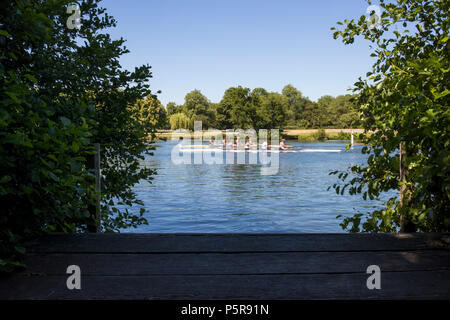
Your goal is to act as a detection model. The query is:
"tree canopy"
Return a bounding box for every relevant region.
[167,85,360,130]
[1,0,158,271]
[331,0,449,232]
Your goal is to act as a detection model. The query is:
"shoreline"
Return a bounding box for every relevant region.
[154,128,364,143]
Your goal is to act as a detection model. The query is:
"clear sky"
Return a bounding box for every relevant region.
[101,0,377,106]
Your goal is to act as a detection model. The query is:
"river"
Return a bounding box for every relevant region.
[124,140,389,233]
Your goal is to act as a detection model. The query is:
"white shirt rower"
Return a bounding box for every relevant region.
[280,139,290,150]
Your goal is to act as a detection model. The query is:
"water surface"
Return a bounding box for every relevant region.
[126,140,387,233]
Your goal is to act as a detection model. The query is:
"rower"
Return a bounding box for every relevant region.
[261,141,271,150]
[279,139,291,150]
[209,137,216,146]
[227,139,234,150]
[245,139,251,150]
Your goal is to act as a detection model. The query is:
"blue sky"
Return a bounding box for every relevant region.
[101,0,377,105]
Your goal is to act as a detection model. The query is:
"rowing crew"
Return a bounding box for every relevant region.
[208,137,292,151]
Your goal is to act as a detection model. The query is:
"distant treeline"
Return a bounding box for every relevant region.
[157,85,360,131]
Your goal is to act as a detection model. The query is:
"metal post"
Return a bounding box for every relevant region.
[87,143,101,232]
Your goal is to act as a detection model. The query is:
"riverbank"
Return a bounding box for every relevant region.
[289,129,363,143]
[155,128,364,143]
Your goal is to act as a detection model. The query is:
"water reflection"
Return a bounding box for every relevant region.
[125,141,389,233]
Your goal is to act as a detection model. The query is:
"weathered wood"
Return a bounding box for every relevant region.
[0,233,448,300]
[18,250,450,276]
[1,271,449,300]
[25,233,450,253]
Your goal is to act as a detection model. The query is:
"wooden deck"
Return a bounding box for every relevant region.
[1,233,449,300]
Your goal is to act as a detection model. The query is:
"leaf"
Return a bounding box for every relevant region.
[60,116,71,126]
[24,74,37,83]
[48,172,59,182]
[0,176,12,183]
[431,89,450,100]
[14,246,26,254]
[5,91,20,104]
[0,30,11,37]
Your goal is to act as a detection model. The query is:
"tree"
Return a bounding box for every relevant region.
[252,87,269,98]
[313,94,359,128]
[183,90,208,116]
[282,84,310,127]
[131,95,168,131]
[166,102,182,116]
[217,86,255,129]
[1,0,157,271]
[206,102,219,128]
[299,102,321,128]
[169,112,191,130]
[332,95,360,128]
[215,100,232,129]
[256,92,289,129]
[182,90,215,128]
[331,0,449,232]
[317,95,334,127]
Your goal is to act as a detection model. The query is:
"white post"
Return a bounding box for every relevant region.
[350,128,354,147]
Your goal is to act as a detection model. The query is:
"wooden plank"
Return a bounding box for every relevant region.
[18,250,450,276]
[2,233,447,300]
[1,271,449,300]
[24,233,450,253]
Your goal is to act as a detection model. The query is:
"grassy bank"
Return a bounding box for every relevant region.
[155,128,363,143]
[295,129,360,143]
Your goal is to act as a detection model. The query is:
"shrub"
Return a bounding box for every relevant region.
[1,0,156,272]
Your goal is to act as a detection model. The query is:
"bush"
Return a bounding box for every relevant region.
[327,131,351,140]
[316,129,327,142]
[1,0,156,272]
[331,0,450,232]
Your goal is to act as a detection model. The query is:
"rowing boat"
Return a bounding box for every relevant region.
[176,147,342,153]
[179,144,281,148]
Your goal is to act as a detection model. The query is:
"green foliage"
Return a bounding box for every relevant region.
[217,86,255,129]
[316,129,327,142]
[329,131,351,140]
[169,112,191,129]
[182,90,215,129]
[1,0,157,271]
[298,102,322,128]
[166,102,182,116]
[282,85,305,122]
[318,95,360,128]
[256,92,289,130]
[297,134,319,143]
[131,95,168,132]
[331,0,450,232]
[297,130,353,142]
[168,85,360,131]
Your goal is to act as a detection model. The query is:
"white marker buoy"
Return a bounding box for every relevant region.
[350,128,354,148]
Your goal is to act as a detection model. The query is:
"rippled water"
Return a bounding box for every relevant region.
[125,140,387,233]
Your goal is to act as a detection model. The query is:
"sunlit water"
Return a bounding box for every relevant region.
[123,140,388,233]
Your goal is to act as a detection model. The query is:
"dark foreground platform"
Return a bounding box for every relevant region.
[1,233,449,300]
